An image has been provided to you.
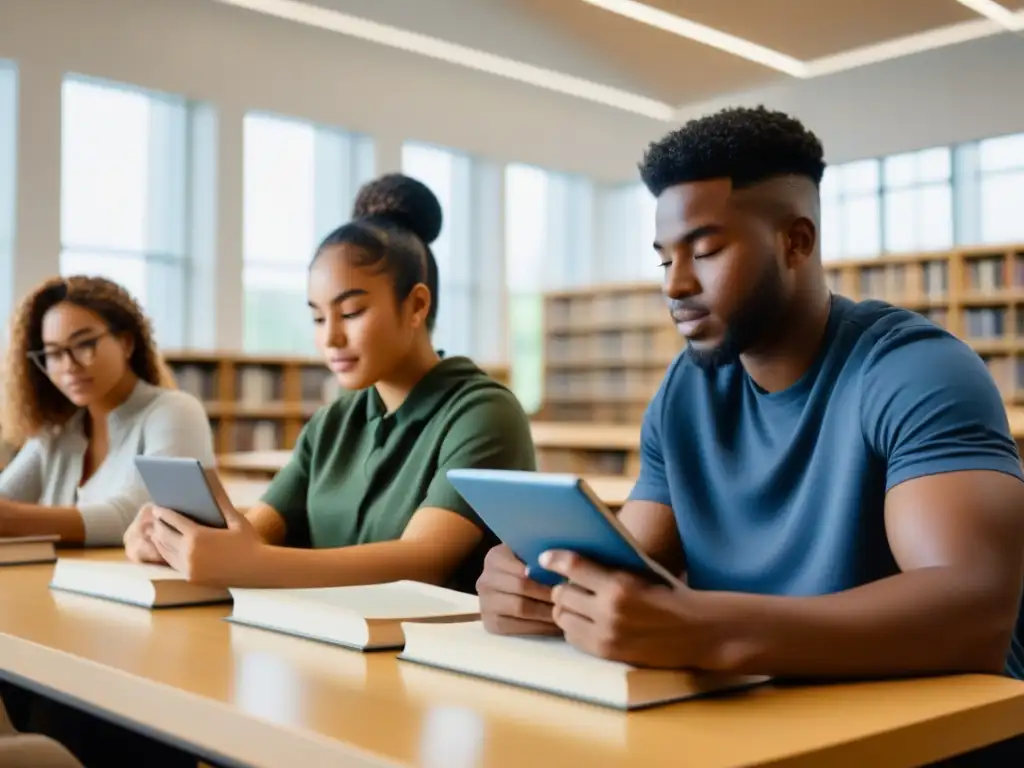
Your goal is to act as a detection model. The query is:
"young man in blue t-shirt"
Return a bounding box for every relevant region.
[478,107,1024,704]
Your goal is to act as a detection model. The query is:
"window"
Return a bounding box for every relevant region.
[505,165,548,415]
[0,62,15,325]
[820,159,882,260]
[596,183,659,283]
[978,133,1024,245]
[242,113,373,354]
[882,147,953,253]
[401,143,465,358]
[402,142,506,364]
[61,76,189,346]
[505,164,593,412]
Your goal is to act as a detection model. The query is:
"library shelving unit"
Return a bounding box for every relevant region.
[541,282,679,425]
[823,243,1024,401]
[540,243,1024,425]
[164,351,509,454]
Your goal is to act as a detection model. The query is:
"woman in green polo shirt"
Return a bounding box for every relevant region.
[124,173,536,594]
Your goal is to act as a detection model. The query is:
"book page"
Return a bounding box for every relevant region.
[259,582,479,619]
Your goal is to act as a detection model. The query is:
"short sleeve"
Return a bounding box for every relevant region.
[259,413,317,542]
[860,322,1024,492]
[628,372,674,507]
[421,390,537,528]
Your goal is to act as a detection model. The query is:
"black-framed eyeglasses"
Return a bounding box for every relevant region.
[28,332,113,374]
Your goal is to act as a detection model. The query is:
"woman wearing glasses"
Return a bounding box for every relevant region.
[0,275,215,545]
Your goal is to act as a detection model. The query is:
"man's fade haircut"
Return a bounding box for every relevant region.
[638,106,826,198]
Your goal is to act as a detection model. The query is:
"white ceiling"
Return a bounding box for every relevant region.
[214,0,1024,119]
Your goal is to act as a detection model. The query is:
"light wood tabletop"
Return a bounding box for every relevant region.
[2,551,1024,768]
[216,422,642,476]
[216,450,291,476]
[217,462,636,510]
[222,475,273,511]
[528,421,639,450]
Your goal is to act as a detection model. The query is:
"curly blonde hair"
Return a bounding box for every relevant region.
[1,276,175,445]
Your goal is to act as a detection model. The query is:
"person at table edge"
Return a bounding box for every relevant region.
[124,173,535,594]
[477,106,1024,684]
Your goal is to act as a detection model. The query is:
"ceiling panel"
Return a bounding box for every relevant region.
[306,0,651,93]
[243,0,1014,114]
[643,0,979,59]
[511,0,783,103]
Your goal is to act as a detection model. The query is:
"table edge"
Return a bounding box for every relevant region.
[0,632,400,768]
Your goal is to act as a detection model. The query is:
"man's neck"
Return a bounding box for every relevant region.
[740,286,832,393]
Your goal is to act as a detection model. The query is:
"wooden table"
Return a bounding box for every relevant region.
[3,551,1024,768]
[222,475,272,511]
[528,422,638,451]
[216,450,291,477]
[216,458,635,510]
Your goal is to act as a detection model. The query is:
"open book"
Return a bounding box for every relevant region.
[49,559,231,608]
[0,535,58,566]
[227,581,481,651]
[399,621,769,710]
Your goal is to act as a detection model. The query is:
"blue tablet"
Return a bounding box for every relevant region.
[446,469,675,587]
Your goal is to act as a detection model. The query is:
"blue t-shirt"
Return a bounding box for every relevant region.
[630,294,1024,678]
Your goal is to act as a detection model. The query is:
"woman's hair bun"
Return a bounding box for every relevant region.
[351,173,443,246]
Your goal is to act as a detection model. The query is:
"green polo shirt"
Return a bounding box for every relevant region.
[260,356,536,593]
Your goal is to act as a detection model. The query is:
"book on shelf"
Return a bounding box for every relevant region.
[171,364,218,401]
[966,257,1007,293]
[237,365,280,406]
[226,580,481,651]
[0,535,58,566]
[398,620,769,711]
[49,560,231,608]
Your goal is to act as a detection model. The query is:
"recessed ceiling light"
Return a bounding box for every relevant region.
[956,0,1024,31]
[213,0,676,120]
[579,0,808,78]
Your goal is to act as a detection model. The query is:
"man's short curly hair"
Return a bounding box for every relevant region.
[639,106,826,197]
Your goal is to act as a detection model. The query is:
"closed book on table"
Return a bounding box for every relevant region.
[399,620,769,710]
[0,536,58,566]
[49,559,231,608]
[227,580,481,651]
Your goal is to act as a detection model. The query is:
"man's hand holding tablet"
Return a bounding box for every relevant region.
[451,469,714,669]
[476,544,562,636]
[477,542,714,669]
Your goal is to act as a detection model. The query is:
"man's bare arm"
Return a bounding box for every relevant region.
[696,470,1024,677]
[617,499,686,576]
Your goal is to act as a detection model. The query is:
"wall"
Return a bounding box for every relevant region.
[676,33,1024,164]
[0,0,672,345]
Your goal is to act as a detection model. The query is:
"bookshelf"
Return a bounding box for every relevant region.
[542,283,677,423]
[164,352,509,454]
[823,244,1024,401]
[541,244,1024,423]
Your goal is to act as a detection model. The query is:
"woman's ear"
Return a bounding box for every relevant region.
[407,283,432,329]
